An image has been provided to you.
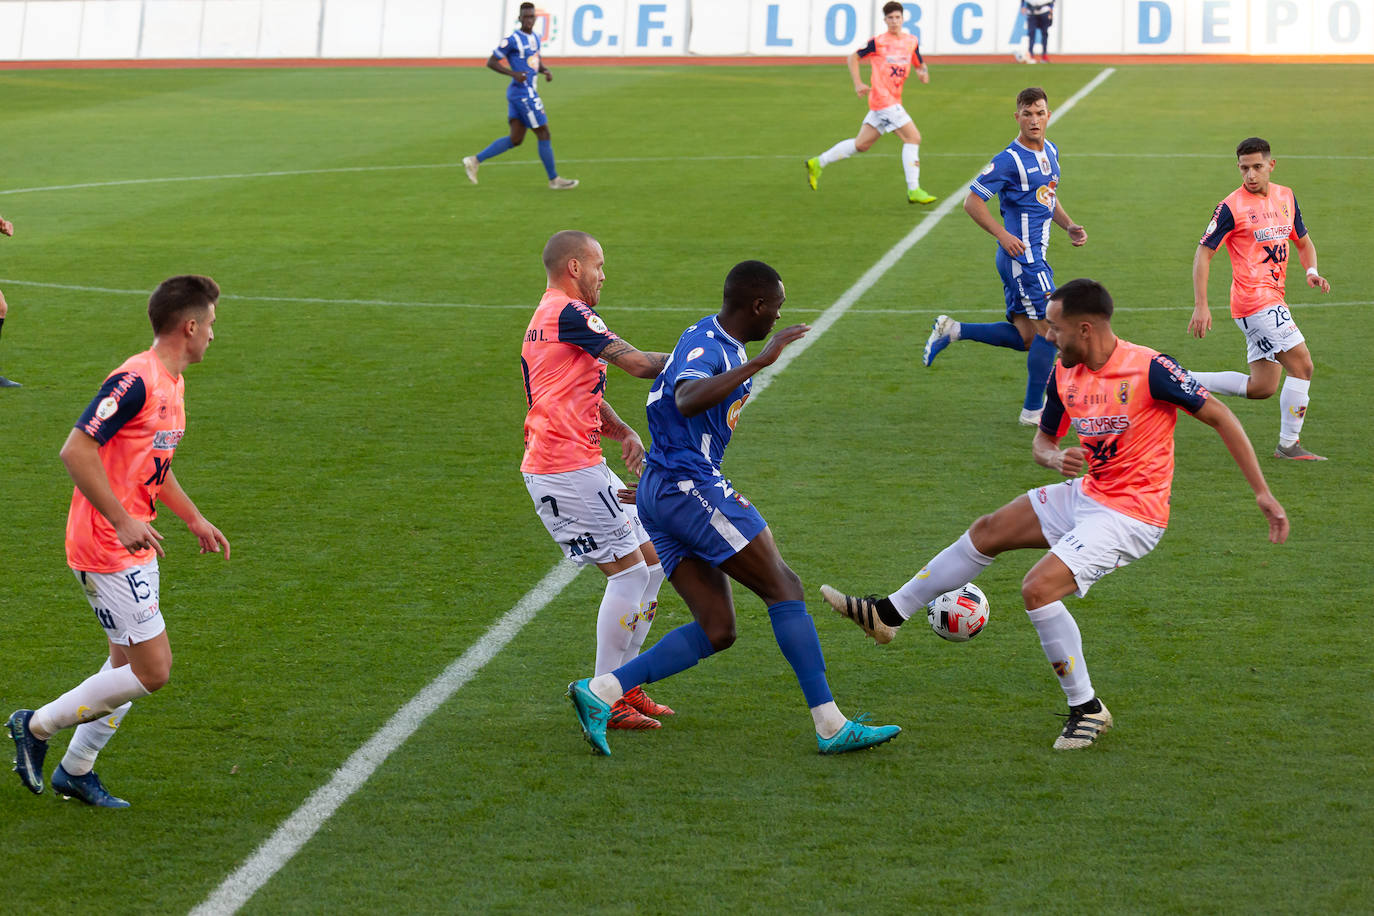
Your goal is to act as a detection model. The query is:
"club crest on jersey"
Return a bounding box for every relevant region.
[586,314,608,335]
[1117,382,1131,404]
[980,161,995,176]
[95,396,120,420]
[726,394,749,429]
[686,346,705,362]
[1205,218,1218,237]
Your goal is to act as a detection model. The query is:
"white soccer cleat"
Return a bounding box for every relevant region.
[549,177,579,190]
[462,156,479,185]
[1019,407,1043,427]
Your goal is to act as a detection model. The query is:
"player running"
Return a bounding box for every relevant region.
[566,260,900,756]
[8,276,230,806]
[921,86,1087,427]
[522,230,674,730]
[824,279,1287,749]
[805,1,935,205]
[1187,137,1331,460]
[462,2,578,190]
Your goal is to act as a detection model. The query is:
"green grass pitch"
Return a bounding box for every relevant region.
[1,61,1371,913]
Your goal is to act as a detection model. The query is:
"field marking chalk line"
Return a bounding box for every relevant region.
[191,66,1115,916]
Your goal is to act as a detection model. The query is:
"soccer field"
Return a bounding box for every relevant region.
[1,60,1371,913]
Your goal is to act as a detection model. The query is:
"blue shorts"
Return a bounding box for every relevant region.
[635,466,768,579]
[507,93,548,129]
[996,248,1055,321]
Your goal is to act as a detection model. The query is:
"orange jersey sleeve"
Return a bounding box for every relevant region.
[66,349,187,573]
[520,289,622,474]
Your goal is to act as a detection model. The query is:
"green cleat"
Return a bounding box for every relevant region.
[907,187,936,205]
[817,713,901,755]
[566,678,612,756]
[805,157,822,190]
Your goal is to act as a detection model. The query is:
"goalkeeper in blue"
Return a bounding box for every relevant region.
[566,260,900,756]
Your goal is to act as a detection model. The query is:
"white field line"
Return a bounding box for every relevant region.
[192,70,1123,916]
[0,276,1366,316]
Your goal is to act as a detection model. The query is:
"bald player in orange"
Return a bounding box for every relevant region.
[1188,137,1331,461]
[805,0,935,205]
[521,229,675,729]
[8,275,229,807]
[823,278,1288,750]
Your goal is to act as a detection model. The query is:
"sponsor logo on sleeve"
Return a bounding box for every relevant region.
[95,396,119,420]
[980,161,995,176]
[586,314,609,335]
[686,346,705,362]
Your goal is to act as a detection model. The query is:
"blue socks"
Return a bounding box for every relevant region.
[612,621,714,689]
[537,139,557,179]
[476,136,514,163]
[1025,334,1057,411]
[959,321,1026,350]
[768,600,833,708]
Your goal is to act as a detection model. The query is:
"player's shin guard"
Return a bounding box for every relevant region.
[818,138,858,167]
[1027,601,1093,706]
[31,664,151,739]
[624,563,665,664]
[537,139,557,179]
[611,621,714,692]
[1279,376,1311,446]
[1190,370,1250,397]
[768,600,833,708]
[595,562,649,676]
[1024,334,1057,411]
[958,321,1027,350]
[901,143,921,190]
[476,136,515,162]
[889,531,993,619]
[61,701,131,777]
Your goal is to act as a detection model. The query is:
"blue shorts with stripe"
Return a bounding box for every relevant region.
[996,248,1055,321]
[635,466,768,579]
[507,93,548,129]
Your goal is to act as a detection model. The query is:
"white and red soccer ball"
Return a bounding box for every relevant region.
[927,584,990,642]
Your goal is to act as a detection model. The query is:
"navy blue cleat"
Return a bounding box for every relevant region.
[7,709,49,794]
[51,765,130,808]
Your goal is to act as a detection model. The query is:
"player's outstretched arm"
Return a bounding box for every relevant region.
[674,324,810,418]
[60,428,166,557]
[158,467,231,558]
[600,339,669,379]
[1031,429,1086,478]
[1293,235,1331,293]
[1189,245,1216,338]
[1192,397,1289,544]
[598,401,646,477]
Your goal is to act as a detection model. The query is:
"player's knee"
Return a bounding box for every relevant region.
[133,655,172,692]
[1019,574,1058,611]
[967,515,1001,555]
[1248,377,1279,399]
[509,135,524,147]
[703,622,737,652]
[855,138,873,153]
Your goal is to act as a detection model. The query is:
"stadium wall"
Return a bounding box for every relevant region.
[0,0,1369,62]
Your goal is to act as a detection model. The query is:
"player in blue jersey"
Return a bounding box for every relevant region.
[566,261,901,757]
[462,3,578,191]
[922,87,1087,426]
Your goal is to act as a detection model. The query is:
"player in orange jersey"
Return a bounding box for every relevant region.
[823,279,1288,749]
[7,275,229,806]
[522,230,675,729]
[0,213,18,387]
[1188,137,1331,460]
[805,1,935,205]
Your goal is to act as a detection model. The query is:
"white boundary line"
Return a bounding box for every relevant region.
[194,69,1122,916]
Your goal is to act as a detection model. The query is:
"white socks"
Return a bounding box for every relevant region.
[61,701,132,777]
[31,661,151,740]
[594,562,650,676]
[818,138,857,167]
[1279,376,1311,446]
[889,531,994,619]
[1191,370,1250,397]
[626,563,665,662]
[589,672,624,705]
[902,143,922,189]
[811,701,847,739]
[1026,601,1094,706]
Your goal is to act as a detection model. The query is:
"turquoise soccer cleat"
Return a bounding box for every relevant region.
[566,679,612,756]
[817,713,901,755]
[52,765,131,808]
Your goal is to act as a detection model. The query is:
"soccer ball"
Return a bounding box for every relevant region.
[927,584,990,642]
[1013,48,1027,63]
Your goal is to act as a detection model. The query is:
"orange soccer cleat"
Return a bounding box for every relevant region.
[608,699,661,730]
[620,685,675,717]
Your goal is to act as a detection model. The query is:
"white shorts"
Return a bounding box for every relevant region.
[73,559,165,646]
[862,103,913,135]
[524,462,648,566]
[1028,479,1165,597]
[1236,305,1305,364]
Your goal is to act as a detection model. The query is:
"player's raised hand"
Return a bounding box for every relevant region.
[1188,306,1212,339]
[1306,271,1330,293]
[1258,492,1289,544]
[756,324,811,367]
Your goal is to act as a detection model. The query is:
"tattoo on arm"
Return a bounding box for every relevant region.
[600,339,635,364]
[601,340,668,375]
[598,401,632,442]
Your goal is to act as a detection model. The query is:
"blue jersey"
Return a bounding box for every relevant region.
[644,315,751,481]
[970,139,1061,265]
[493,28,542,102]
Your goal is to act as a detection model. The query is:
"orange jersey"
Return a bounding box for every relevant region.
[1199,182,1307,318]
[1042,340,1210,528]
[520,288,622,474]
[857,32,922,110]
[66,349,187,573]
